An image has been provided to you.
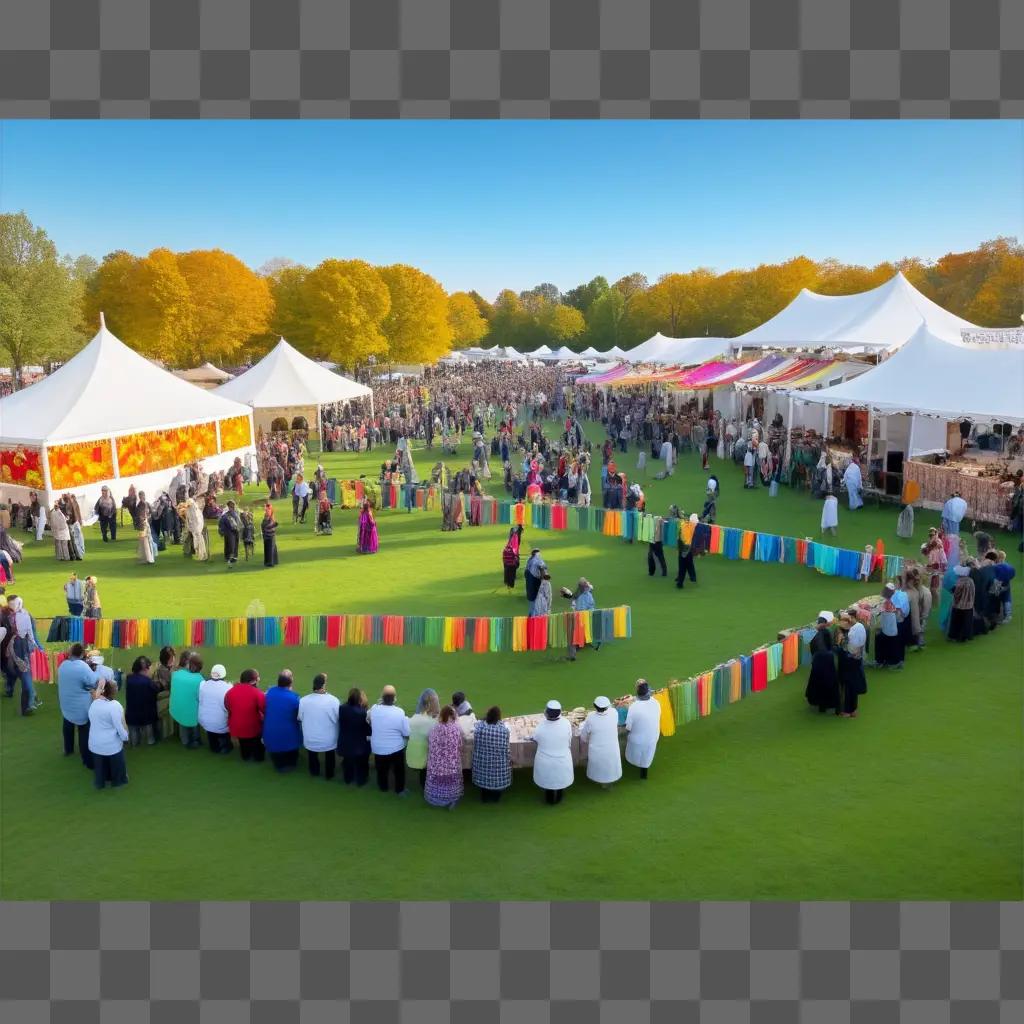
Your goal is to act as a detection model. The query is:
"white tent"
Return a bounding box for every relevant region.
[737,272,976,351]
[214,338,373,438]
[625,333,732,365]
[530,345,553,356]
[793,326,1024,423]
[579,346,600,357]
[550,346,578,360]
[0,319,255,508]
[606,346,628,359]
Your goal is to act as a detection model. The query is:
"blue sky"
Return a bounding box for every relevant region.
[0,120,1019,298]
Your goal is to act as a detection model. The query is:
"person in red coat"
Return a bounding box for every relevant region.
[224,669,266,762]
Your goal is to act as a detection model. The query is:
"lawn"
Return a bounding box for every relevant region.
[1,430,1020,902]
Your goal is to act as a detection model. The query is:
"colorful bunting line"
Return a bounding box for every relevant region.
[44,606,632,655]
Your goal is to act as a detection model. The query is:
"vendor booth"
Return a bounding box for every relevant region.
[791,326,1024,521]
[214,337,373,441]
[0,318,255,513]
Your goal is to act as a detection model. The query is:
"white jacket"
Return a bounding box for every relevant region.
[579,709,622,784]
[625,698,661,769]
[531,717,574,790]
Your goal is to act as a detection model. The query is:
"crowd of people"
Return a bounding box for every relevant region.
[54,642,665,803]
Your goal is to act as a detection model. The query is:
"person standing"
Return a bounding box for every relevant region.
[124,655,162,747]
[83,576,102,619]
[804,613,840,714]
[57,643,101,766]
[567,578,596,661]
[406,689,440,790]
[368,685,410,794]
[578,696,622,789]
[170,653,205,748]
[941,491,968,539]
[424,706,465,810]
[647,534,667,577]
[821,494,839,536]
[357,501,379,554]
[224,669,267,762]
[502,525,524,590]
[7,597,42,715]
[872,584,905,669]
[836,611,868,717]
[94,486,118,542]
[842,457,864,510]
[261,504,279,567]
[64,572,84,616]
[198,664,233,754]
[675,530,697,589]
[531,700,575,805]
[338,688,371,786]
[531,571,552,617]
[299,674,341,780]
[471,706,511,803]
[263,671,301,771]
[218,500,242,565]
[88,680,129,790]
[625,680,661,778]
[524,548,546,610]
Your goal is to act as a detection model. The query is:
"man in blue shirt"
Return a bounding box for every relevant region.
[57,643,101,768]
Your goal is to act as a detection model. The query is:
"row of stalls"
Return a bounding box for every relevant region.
[574,273,1024,525]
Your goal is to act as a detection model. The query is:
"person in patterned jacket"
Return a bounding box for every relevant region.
[471,706,511,803]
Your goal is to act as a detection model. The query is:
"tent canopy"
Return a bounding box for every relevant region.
[174,361,234,384]
[626,333,731,365]
[214,338,371,409]
[793,326,1024,423]
[737,273,976,351]
[0,323,253,447]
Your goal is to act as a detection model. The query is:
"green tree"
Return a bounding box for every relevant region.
[0,212,85,386]
[564,275,609,314]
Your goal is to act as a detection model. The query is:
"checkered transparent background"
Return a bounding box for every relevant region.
[0,0,1019,116]
[0,902,1021,1021]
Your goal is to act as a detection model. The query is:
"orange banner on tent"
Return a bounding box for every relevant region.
[47,439,115,489]
[117,422,218,477]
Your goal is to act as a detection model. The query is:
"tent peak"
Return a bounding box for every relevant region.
[99,311,106,329]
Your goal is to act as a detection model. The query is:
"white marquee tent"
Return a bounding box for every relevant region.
[173,362,234,388]
[0,319,255,508]
[790,325,1024,458]
[736,272,977,352]
[214,338,372,438]
[625,333,732,365]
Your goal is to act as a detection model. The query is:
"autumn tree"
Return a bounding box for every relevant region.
[0,212,83,385]
[378,264,453,364]
[299,259,391,368]
[265,264,312,352]
[84,248,196,361]
[176,249,273,366]
[447,291,489,346]
[539,302,585,343]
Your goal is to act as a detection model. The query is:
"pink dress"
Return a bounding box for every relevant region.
[424,721,464,807]
[357,508,378,554]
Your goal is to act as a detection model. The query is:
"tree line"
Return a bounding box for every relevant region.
[0,211,1019,387]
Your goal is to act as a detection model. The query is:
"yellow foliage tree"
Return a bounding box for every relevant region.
[378,264,453,364]
[300,259,391,368]
[84,248,196,361]
[176,249,273,366]
[447,291,489,346]
[540,302,586,343]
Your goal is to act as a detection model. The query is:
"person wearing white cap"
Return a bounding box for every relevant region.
[625,680,661,778]
[198,664,233,754]
[579,696,622,789]
[804,612,840,714]
[531,700,574,805]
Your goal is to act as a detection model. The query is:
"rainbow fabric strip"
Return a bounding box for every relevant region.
[493,500,904,582]
[45,606,632,655]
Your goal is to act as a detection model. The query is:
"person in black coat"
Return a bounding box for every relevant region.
[804,614,840,714]
[337,688,371,786]
[261,504,279,567]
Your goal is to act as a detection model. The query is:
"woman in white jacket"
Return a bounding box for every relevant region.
[531,700,574,805]
[625,680,662,778]
[579,696,622,789]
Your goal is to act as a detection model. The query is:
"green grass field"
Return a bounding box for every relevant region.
[1,430,1020,901]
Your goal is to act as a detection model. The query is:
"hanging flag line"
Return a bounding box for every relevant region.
[43,606,632,655]
[621,596,881,739]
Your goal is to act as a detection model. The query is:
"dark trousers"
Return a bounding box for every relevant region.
[270,749,299,772]
[375,751,406,792]
[93,749,128,789]
[341,754,370,786]
[63,718,93,768]
[481,788,502,803]
[675,552,697,587]
[207,731,233,754]
[238,736,265,762]
[308,750,336,780]
[647,542,667,576]
[223,532,239,562]
[544,788,565,805]
[99,514,117,541]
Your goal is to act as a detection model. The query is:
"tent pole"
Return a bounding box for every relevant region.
[784,394,794,469]
[907,412,917,460]
[822,402,829,439]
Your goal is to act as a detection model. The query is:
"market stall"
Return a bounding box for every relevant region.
[0,318,255,512]
[214,337,373,441]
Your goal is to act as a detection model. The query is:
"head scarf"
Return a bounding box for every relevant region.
[9,596,31,637]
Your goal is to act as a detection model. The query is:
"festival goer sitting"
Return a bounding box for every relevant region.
[315,496,333,535]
